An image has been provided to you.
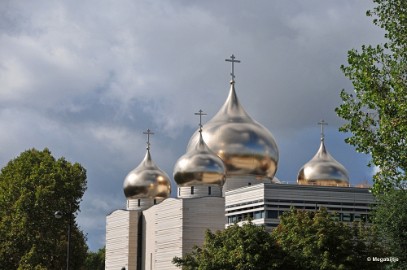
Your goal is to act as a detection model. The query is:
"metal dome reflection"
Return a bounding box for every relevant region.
[174,131,226,187]
[187,81,279,179]
[123,149,171,199]
[297,140,349,187]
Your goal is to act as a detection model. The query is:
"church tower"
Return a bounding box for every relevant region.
[187,55,279,191]
[174,110,226,198]
[106,130,171,270]
[297,120,349,187]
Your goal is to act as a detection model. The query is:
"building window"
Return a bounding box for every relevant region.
[154,199,156,205]
[248,182,251,186]
[228,216,237,224]
[267,210,278,219]
[208,186,211,195]
[254,211,264,219]
[178,188,181,196]
[138,199,140,207]
[191,186,194,195]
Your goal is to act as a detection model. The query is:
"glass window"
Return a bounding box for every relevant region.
[267,210,278,219]
[254,211,264,219]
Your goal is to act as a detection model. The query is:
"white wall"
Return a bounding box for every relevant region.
[106,210,141,270]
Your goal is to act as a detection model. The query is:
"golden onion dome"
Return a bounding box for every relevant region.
[187,81,279,179]
[297,139,349,187]
[174,121,226,187]
[123,131,171,199]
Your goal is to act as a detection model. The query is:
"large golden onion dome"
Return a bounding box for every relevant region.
[123,131,171,199]
[297,137,349,187]
[187,81,279,179]
[174,125,226,187]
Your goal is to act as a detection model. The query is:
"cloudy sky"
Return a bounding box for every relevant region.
[0,0,385,250]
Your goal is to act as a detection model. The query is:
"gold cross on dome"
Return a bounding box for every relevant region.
[143,129,154,150]
[225,54,241,81]
[194,109,207,132]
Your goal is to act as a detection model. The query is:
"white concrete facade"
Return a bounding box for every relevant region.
[106,196,225,270]
[106,210,141,270]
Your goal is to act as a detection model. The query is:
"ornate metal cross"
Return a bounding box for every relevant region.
[318,120,328,141]
[194,109,207,132]
[225,54,241,81]
[143,129,154,150]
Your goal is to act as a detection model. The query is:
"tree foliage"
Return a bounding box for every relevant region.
[372,189,407,269]
[335,0,407,193]
[172,221,283,270]
[335,1,407,267]
[174,209,385,270]
[273,208,384,270]
[84,247,105,270]
[0,148,88,269]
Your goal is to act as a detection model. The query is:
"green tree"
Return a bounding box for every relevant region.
[172,221,283,270]
[0,148,88,269]
[372,189,407,269]
[272,208,385,270]
[335,1,407,268]
[335,0,406,194]
[84,247,105,270]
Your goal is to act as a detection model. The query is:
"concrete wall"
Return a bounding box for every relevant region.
[106,210,141,270]
[141,196,225,269]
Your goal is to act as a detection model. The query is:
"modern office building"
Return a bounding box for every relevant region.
[105,56,375,270]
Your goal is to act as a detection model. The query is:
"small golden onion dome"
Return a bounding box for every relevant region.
[187,81,279,179]
[174,132,226,187]
[123,149,171,199]
[297,139,349,187]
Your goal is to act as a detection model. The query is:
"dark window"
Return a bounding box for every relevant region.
[267,210,278,219]
[191,186,194,195]
[138,199,140,207]
[208,186,212,195]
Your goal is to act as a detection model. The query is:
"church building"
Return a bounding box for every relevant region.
[105,55,374,270]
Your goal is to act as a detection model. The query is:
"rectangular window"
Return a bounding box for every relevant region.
[191,186,194,195]
[342,213,353,222]
[254,211,264,219]
[208,186,212,195]
[138,199,140,207]
[267,210,278,219]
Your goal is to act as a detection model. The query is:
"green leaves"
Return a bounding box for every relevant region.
[84,247,105,270]
[373,189,407,269]
[0,148,88,269]
[173,209,384,270]
[336,0,407,194]
[173,221,282,270]
[337,3,407,264]
[273,208,384,270]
